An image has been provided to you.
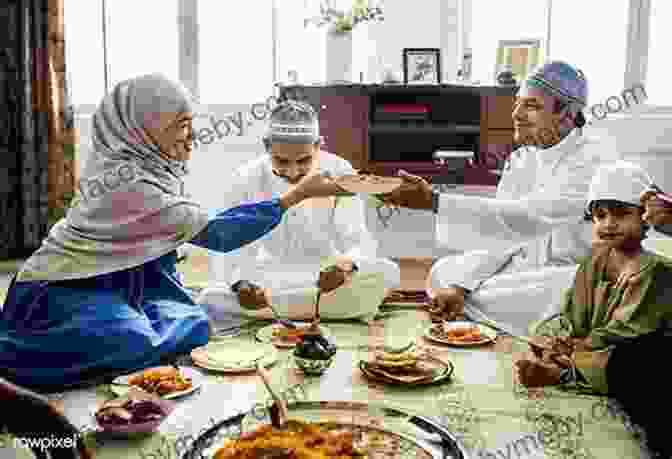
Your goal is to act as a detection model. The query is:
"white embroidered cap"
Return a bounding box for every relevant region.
[588,160,654,208]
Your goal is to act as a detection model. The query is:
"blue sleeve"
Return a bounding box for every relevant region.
[188,198,285,253]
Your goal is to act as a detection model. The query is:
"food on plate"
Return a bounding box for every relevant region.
[334,174,403,194]
[364,350,435,383]
[431,324,486,342]
[128,367,192,395]
[95,397,168,426]
[362,349,438,384]
[213,420,366,458]
[373,350,419,369]
[294,333,337,360]
[271,323,321,344]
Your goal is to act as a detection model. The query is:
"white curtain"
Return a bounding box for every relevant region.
[199,0,274,104]
[645,0,672,106]
[549,0,629,107]
[470,0,547,85]
[64,0,106,111]
[107,0,180,88]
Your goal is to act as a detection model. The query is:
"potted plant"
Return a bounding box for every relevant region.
[305,0,384,82]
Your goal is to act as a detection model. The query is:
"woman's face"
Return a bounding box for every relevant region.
[146,111,194,162]
[591,205,644,250]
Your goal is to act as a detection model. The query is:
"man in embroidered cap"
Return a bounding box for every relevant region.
[197,100,401,320]
[377,60,619,335]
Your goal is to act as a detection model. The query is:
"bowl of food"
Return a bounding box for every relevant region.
[292,334,337,375]
[94,388,175,435]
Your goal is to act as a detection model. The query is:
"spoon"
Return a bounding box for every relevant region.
[256,362,288,428]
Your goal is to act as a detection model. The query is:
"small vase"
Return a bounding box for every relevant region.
[326,30,353,82]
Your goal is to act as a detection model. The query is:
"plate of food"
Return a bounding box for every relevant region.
[183,401,467,459]
[257,322,333,348]
[191,341,278,373]
[334,174,404,195]
[111,366,202,399]
[424,321,497,346]
[359,348,454,386]
[92,387,175,436]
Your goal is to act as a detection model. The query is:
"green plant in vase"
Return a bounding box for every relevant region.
[305,0,384,33]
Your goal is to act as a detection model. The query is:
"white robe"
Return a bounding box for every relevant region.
[429,130,619,335]
[196,151,401,320]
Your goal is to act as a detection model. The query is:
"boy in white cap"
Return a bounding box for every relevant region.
[197,100,401,320]
[515,161,672,396]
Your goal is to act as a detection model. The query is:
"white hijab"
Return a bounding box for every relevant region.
[17,74,210,281]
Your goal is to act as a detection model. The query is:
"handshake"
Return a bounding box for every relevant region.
[231,258,359,310]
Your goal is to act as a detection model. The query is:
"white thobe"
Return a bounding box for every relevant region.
[429,130,619,335]
[196,151,401,320]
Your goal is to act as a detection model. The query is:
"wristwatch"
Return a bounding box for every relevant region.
[230,280,254,293]
[559,367,575,384]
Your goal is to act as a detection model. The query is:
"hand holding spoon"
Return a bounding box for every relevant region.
[256,362,288,428]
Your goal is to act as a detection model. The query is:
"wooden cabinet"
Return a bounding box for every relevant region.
[278,84,517,186]
[318,95,368,170]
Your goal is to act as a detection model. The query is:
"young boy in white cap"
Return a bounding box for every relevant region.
[516,161,672,399]
[197,100,401,320]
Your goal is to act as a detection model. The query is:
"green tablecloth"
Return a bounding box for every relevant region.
[4,309,647,459]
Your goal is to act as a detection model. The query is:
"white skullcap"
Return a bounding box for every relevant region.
[587,160,653,208]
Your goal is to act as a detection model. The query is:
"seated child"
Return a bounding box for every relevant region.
[515,161,672,395]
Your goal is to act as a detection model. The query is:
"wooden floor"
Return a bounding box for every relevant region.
[178,248,434,291]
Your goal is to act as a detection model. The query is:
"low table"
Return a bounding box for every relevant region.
[13,309,647,459]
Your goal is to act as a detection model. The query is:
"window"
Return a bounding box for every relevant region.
[64,0,106,113]
[106,0,180,88]
[469,0,548,85]
[549,0,629,108]
[644,0,672,106]
[277,0,326,84]
[198,0,274,105]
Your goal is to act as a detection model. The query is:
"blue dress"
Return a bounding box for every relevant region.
[0,199,284,390]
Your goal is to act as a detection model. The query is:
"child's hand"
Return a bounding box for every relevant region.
[515,359,563,388]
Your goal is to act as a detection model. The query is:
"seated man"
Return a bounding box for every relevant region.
[380,61,618,335]
[197,100,401,320]
[515,161,672,458]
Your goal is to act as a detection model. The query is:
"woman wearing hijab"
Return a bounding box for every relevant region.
[0,74,342,390]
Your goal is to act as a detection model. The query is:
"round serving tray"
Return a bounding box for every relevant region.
[181,400,470,459]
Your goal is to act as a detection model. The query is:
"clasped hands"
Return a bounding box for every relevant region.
[515,336,592,387]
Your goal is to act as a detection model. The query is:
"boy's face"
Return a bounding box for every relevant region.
[591,204,644,249]
[270,142,318,184]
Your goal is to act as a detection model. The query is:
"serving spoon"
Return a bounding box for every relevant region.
[256,362,288,428]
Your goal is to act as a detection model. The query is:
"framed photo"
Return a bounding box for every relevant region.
[403,48,441,85]
[494,39,542,84]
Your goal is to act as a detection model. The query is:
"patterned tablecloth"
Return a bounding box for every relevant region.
[3,308,649,459]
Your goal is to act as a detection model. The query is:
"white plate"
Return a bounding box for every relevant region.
[256,323,333,349]
[191,341,278,373]
[110,366,203,399]
[423,321,497,347]
[335,174,403,194]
